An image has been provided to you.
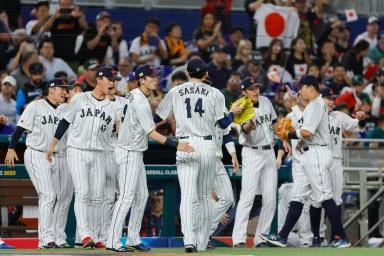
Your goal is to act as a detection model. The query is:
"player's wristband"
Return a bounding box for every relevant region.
[358,119,366,128]
[287,131,299,140]
[164,138,178,148]
[225,142,236,155]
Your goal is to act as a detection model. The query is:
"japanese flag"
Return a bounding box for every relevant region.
[345,9,358,22]
[254,3,300,48]
[294,63,308,78]
[325,66,334,78]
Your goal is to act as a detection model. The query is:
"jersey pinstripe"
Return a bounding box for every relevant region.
[56,103,70,157]
[286,110,303,162]
[106,96,124,152]
[64,92,121,151]
[239,96,277,147]
[156,82,226,137]
[116,88,156,151]
[17,99,63,152]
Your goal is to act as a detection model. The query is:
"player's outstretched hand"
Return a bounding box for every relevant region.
[46,145,55,163]
[177,141,195,152]
[232,155,239,173]
[5,149,19,168]
[276,157,282,170]
[230,102,244,115]
[220,213,229,225]
[0,115,8,125]
[353,111,366,120]
[283,140,291,157]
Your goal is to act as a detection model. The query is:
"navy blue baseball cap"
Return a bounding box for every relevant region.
[320,87,338,98]
[135,64,161,80]
[96,67,122,81]
[46,79,73,90]
[297,75,319,88]
[187,58,207,76]
[241,77,260,90]
[67,80,86,90]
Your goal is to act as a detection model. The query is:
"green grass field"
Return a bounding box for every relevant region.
[0,247,383,255]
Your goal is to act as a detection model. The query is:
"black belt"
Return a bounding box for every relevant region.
[179,135,213,140]
[252,145,272,150]
[300,145,326,153]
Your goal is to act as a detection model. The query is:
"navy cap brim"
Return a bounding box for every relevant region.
[104,75,122,81]
[57,84,74,90]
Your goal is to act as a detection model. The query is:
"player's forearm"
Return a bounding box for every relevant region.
[217,112,234,129]
[8,126,26,149]
[287,128,313,140]
[148,130,178,148]
[242,122,253,133]
[277,149,285,160]
[54,119,70,140]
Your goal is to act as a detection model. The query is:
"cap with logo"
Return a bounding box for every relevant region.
[134,64,161,80]
[249,51,264,65]
[96,11,111,21]
[96,67,122,81]
[297,75,319,89]
[320,87,338,98]
[351,74,364,85]
[84,59,100,70]
[67,80,86,90]
[368,16,379,25]
[241,77,260,90]
[46,79,73,90]
[29,62,44,74]
[187,58,207,76]
[2,76,16,87]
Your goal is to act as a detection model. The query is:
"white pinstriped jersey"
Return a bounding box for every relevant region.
[329,111,360,159]
[64,92,122,151]
[239,96,277,147]
[106,96,125,152]
[300,96,330,146]
[214,123,231,159]
[116,88,156,151]
[286,110,303,162]
[57,103,70,157]
[17,99,63,152]
[156,82,226,138]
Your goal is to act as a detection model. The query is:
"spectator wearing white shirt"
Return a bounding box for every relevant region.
[25,1,50,47]
[353,16,379,48]
[0,76,17,129]
[38,38,77,81]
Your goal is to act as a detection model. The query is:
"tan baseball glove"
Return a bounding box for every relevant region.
[231,96,254,124]
[278,117,295,141]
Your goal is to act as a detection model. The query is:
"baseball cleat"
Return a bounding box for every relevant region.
[82,237,95,248]
[94,241,106,248]
[259,233,287,247]
[329,236,351,248]
[207,236,216,250]
[125,243,151,252]
[74,242,83,248]
[184,244,197,253]
[106,247,134,252]
[254,242,269,248]
[233,242,246,248]
[0,243,16,249]
[311,237,322,247]
[58,242,73,248]
[39,242,59,249]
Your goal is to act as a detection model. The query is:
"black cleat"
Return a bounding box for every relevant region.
[106,247,134,252]
[185,244,197,253]
[207,236,216,250]
[125,243,151,252]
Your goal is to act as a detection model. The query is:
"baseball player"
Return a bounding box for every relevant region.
[47,67,122,249]
[53,80,86,248]
[310,88,366,246]
[232,77,279,248]
[106,64,194,253]
[154,58,243,252]
[5,79,73,249]
[100,86,124,245]
[260,75,351,248]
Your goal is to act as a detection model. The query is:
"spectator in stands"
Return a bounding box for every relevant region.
[193,12,225,62]
[127,72,138,93]
[244,0,268,49]
[335,74,371,113]
[130,17,168,67]
[285,37,311,79]
[10,51,40,92]
[367,114,384,148]
[0,76,17,128]
[316,40,338,79]
[116,57,133,96]
[220,72,242,109]
[79,11,117,64]
[224,27,244,60]
[359,97,377,134]
[5,29,27,69]
[78,59,100,92]
[164,23,188,66]
[312,0,338,46]
[324,63,349,94]
[0,10,11,71]
[171,71,188,87]
[105,21,129,65]
[0,0,21,30]
[25,1,50,46]
[232,39,252,71]
[290,0,316,52]
[307,64,322,84]
[262,38,287,72]
[206,45,231,90]
[16,62,45,115]
[44,0,88,68]
[237,51,270,92]
[342,40,370,77]
[38,38,77,81]
[144,189,164,237]
[353,16,380,48]
[54,71,68,80]
[371,82,384,118]
[335,25,351,57]
[369,36,384,65]
[0,70,8,84]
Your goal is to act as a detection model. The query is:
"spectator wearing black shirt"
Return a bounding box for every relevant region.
[335,25,351,57]
[80,59,100,92]
[342,40,370,77]
[164,23,188,66]
[285,37,311,79]
[0,0,21,30]
[324,63,349,95]
[105,21,129,65]
[206,46,231,90]
[80,11,118,64]
[262,38,287,72]
[44,0,88,65]
[220,72,242,109]
[223,27,244,60]
[315,40,338,79]
[193,12,225,63]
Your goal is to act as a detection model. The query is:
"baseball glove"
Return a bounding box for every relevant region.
[231,96,254,124]
[278,117,295,141]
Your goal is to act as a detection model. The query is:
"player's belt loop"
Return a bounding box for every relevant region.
[179,135,212,140]
[251,145,271,150]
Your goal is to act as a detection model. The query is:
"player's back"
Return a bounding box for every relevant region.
[165,82,224,138]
